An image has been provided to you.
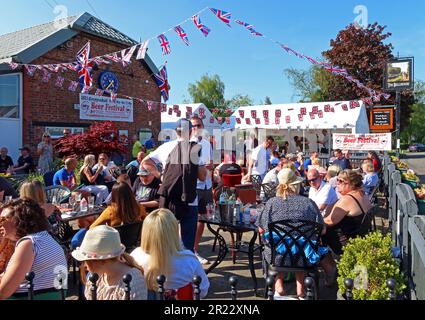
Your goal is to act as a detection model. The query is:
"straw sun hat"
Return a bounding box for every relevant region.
[72,225,126,261]
[277,168,305,186]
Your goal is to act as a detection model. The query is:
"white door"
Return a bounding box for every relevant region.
[0,73,22,162]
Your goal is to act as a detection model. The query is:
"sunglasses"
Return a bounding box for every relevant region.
[307,177,320,183]
[192,124,203,128]
[337,179,348,185]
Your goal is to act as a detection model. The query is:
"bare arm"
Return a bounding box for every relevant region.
[0,240,34,300]
[198,165,207,182]
[84,167,101,184]
[142,158,161,180]
[139,200,159,209]
[324,201,349,227]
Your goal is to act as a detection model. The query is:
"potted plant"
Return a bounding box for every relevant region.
[413,185,425,215]
[337,232,406,300]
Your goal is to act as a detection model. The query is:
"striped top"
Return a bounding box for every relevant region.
[10,231,67,293]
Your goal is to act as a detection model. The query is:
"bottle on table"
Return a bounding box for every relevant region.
[80,198,88,213]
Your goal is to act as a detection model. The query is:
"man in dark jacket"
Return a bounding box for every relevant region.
[142,119,206,251]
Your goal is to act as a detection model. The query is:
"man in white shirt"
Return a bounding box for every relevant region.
[190,115,213,265]
[142,119,207,252]
[307,168,338,217]
[248,136,274,181]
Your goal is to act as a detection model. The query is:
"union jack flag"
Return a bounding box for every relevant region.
[234,20,262,36]
[305,56,319,65]
[68,81,79,92]
[210,8,232,27]
[174,26,190,46]
[157,34,171,55]
[9,62,19,70]
[63,63,80,72]
[82,85,92,94]
[121,45,137,67]
[42,70,52,83]
[136,40,149,60]
[25,65,37,77]
[55,76,65,88]
[279,44,304,59]
[104,53,122,63]
[147,101,154,111]
[154,65,170,102]
[111,93,118,102]
[95,89,104,96]
[192,15,211,37]
[76,42,94,90]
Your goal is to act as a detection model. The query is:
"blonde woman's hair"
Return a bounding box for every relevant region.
[80,154,96,176]
[312,158,320,166]
[327,165,342,179]
[19,180,46,204]
[338,170,364,191]
[141,208,182,291]
[276,183,301,200]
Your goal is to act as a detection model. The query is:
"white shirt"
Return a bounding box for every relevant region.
[197,138,213,190]
[263,169,279,185]
[308,181,338,216]
[148,139,204,206]
[131,248,210,298]
[251,145,267,176]
[93,161,117,181]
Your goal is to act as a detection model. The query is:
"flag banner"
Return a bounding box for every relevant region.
[264,118,269,125]
[312,106,319,114]
[173,105,179,112]
[309,112,315,120]
[121,45,137,67]
[54,76,65,88]
[174,25,190,46]
[168,108,173,115]
[245,118,251,125]
[285,116,291,124]
[210,116,215,123]
[192,15,211,37]
[275,110,281,118]
[41,70,52,83]
[147,101,154,111]
[300,107,307,115]
[82,85,92,94]
[25,65,37,77]
[333,133,392,151]
[318,110,324,119]
[263,110,269,119]
[154,65,169,102]
[160,103,167,112]
[9,62,19,70]
[198,107,206,119]
[279,44,304,58]
[236,118,241,124]
[92,57,111,66]
[68,81,79,92]
[234,20,263,36]
[210,8,232,27]
[251,110,257,118]
[186,106,193,113]
[95,89,104,96]
[342,104,349,111]
[110,93,118,102]
[157,34,171,55]
[255,118,261,125]
[298,114,303,122]
[104,53,122,63]
[239,110,245,118]
[275,117,280,125]
[63,63,80,71]
[324,105,331,112]
[136,40,149,60]
[226,117,231,124]
[330,107,335,113]
[76,42,94,89]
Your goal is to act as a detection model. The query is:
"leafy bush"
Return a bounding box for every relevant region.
[337,232,406,300]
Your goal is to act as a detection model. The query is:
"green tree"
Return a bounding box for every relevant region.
[188,73,226,114]
[402,81,425,144]
[227,94,254,109]
[264,96,273,105]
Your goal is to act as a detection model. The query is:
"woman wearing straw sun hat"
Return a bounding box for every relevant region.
[72,225,147,300]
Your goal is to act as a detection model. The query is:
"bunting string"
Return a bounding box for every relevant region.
[3,6,390,103]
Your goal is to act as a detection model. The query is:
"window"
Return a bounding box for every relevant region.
[139,128,152,145]
[45,127,85,139]
[0,74,20,118]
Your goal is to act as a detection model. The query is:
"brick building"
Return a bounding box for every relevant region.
[0,12,161,162]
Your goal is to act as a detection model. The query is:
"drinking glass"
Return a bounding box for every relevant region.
[5,196,13,204]
[69,196,76,211]
[75,193,82,202]
[88,196,95,211]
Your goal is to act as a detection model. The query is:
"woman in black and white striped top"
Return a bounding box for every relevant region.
[0,199,67,300]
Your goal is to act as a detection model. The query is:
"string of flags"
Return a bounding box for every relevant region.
[6,6,391,104]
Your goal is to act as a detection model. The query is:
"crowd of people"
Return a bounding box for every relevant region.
[0,118,385,300]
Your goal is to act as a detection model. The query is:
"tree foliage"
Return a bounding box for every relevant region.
[264,96,273,105]
[401,81,425,144]
[54,121,127,159]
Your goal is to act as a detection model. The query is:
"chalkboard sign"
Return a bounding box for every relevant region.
[370,108,394,131]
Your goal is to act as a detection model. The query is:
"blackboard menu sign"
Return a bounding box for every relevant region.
[370,108,394,131]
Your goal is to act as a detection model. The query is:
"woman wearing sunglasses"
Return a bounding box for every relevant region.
[323,170,372,255]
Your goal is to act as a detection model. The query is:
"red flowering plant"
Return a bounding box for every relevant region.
[54,121,127,160]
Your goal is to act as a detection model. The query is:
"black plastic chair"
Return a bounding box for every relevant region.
[251,175,263,197]
[114,221,143,253]
[45,186,71,204]
[263,219,324,299]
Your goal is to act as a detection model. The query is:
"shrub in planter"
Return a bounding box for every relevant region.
[337,232,406,300]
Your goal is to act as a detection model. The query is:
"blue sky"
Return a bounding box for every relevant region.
[1,0,424,104]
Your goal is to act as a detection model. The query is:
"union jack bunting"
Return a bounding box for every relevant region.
[300,107,307,116]
[9,63,19,70]
[174,26,190,46]
[192,15,211,37]
[342,104,348,111]
[309,112,315,120]
[121,45,137,67]
[154,65,170,102]
[25,65,37,77]
[147,101,154,111]
[168,108,173,115]
[68,81,79,92]
[239,110,245,118]
[63,63,80,72]
[210,116,215,124]
[362,98,373,106]
[263,110,269,119]
[199,107,206,119]
[160,104,167,112]
[136,40,149,60]
[279,44,304,59]
[350,101,359,109]
[176,110,181,117]
[173,105,179,112]
[275,110,281,118]
[275,118,280,125]
[312,106,319,114]
[245,118,251,125]
[44,64,63,73]
[157,34,171,55]
[324,105,331,112]
[92,57,111,66]
[236,118,241,124]
[251,110,257,118]
[95,89,104,96]
[82,86,92,94]
[285,116,291,124]
[186,106,193,113]
[76,42,95,89]
[264,118,269,125]
[104,53,122,63]
[110,93,118,102]
[235,20,263,36]
[318,111,324,119]
[209,8,232,27]
[54,76,65,88]
[255,118,261,125]
[41,70,52,83]
[298,114,303,122]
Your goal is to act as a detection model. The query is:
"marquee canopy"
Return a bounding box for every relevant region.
[231,100,370,134]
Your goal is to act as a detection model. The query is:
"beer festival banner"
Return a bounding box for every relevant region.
[79,93,134,122]
[333,133,392,151]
